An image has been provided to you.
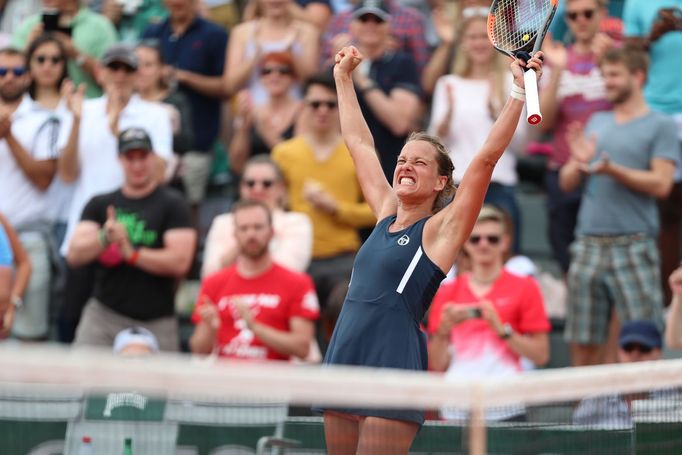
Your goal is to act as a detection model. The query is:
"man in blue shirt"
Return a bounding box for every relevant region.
[143,0,229,223]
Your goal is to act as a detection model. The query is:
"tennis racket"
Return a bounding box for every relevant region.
[488,0,559,124]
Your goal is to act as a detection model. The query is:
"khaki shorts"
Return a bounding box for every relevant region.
[74,298,179,351]
[181,151,213,204]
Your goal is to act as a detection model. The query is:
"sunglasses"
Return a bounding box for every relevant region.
[358,14,385,24]
[0,67,26,77]
[307,100,338,110]
[622,343,654,354]
[468,235,501,245]
[260,66,293,76]
[34,55,63,65]
[566,9,596,21]
[243,179,275,189]
[107,62,136,73]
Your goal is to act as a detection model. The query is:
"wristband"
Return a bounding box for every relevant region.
[98,228,109,247]
[76,53,86,67]
[126,249,140,266]
[510,83,526,101]
[11,295,23,308]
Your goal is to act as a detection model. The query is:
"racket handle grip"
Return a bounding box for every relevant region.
[524,68,542,125]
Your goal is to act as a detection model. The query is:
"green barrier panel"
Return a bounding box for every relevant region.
[484,425,633,455]
[635,422,682,455]
[176,423,279,454]
[84,393,166,422]
[411,422,465,454]
[0,420,67,455]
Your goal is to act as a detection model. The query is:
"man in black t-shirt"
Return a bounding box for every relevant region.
[67,128,196,351]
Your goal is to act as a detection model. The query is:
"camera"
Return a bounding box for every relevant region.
[467,308,482,319]
[42,9,60,32]
[41,9,72,36]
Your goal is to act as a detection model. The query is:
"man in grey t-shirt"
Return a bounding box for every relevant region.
[559,47,680,367]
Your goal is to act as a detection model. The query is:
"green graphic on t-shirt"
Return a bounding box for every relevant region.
[117,210,158,246]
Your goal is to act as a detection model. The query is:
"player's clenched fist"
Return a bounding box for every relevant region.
[334,46,363,78]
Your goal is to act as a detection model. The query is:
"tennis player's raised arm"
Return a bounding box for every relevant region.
[429,54,544,267]
[334,46,395,218]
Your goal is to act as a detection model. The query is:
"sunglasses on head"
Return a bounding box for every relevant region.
[358,14,385,24]
[243,179,275,189]
[468,234,501,245]
[622,343,654,354]
[0,67,26,77]
[107,62,135,73]
[260,66,293,76]
[34,55,63,65]
[307,100,338,110]
[567,9,596,21]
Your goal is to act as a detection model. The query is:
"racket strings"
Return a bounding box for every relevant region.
[489,0,553,51]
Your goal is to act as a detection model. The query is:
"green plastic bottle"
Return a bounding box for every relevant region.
[123,437,133,455]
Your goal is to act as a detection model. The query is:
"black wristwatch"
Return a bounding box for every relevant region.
[500,323,514,340]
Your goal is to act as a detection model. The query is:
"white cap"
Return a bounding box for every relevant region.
[113,327,160,354]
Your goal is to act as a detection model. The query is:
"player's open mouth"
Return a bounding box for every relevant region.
[399,177,415,186]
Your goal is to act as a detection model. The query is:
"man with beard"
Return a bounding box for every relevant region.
[67,128,195,350]
[190,200,319,361]
[0,47,63,339]
[559,47,680,366]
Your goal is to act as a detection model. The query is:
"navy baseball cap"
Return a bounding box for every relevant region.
[118,128,153,155]
[352,0,391,22]
[619,320,662,349]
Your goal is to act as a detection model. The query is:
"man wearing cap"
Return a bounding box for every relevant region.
[113,326,160,356]
[67,127,195,350]
[573,320,664,428]
[56,44,172,341]
[11,0,118,98]
[323,0,428,73]
[333,0,422,181]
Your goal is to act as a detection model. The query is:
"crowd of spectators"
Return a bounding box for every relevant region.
[0,0,681,408]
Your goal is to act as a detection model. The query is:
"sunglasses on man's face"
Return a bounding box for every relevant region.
[34,55,63,65]
[468,234,501,245]
[307,100,338,110]
[243,179,275,189]
[0,67,26,77]
[260,66,293,77]
[107,62,136,73]
[566,9,596,21]
[622,343,654,354]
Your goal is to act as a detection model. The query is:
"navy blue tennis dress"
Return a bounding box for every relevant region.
[317,215,446,424]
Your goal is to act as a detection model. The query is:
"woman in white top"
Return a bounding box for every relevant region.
[428,9,527,251]
[224,0,319,106]
[202,155,312,277]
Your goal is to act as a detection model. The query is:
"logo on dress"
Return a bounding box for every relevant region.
[397,234,410,246]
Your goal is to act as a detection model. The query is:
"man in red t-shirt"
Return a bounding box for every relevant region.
[190,200,319,361]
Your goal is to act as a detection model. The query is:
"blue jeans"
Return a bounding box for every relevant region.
[544,170,582,273]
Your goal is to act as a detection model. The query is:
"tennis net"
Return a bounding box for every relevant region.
[1,344,682,454]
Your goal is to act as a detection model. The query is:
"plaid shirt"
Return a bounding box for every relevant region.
[322,0,429,72]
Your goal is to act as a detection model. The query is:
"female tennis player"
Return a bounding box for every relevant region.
[319,46,544,454]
